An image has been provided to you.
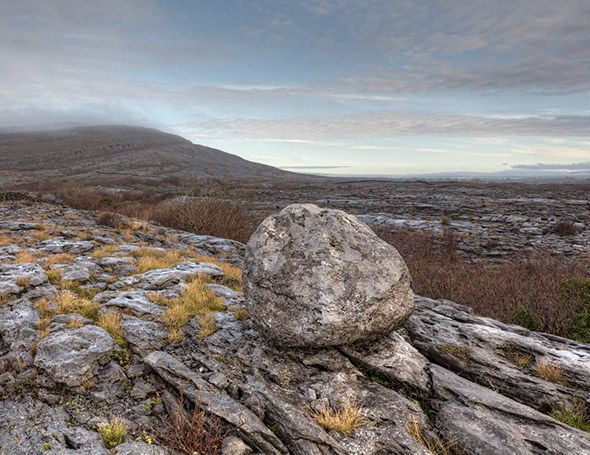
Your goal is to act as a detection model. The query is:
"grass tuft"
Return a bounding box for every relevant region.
[97,311,125,345]
[406,415,454,454]
[310,400,369,434]
[45,268,63,285]
[198,314,218,339]
[14,250,35,263]
[54,291,100,320]
[535,361,565,382]
[551,399,590,433]
[91,244,120,258]
[155,396,226,455]
[99,417,128,449]
[43,253,75,268]
[134,248,185,273]
[160,277,225,342]
[438,344,471,361]
[16,276,32,289]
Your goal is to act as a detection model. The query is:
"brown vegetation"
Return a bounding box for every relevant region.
[121,198,257,244]
[156,397,227,455]
[375,228,589,340]
[310,400,369,434]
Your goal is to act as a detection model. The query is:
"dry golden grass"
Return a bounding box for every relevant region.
[36,316,52,338]
[193,255,243,291]
[99,417,128,449]
[231,307,249,321]
[160,277,225,342]
[16,276,31,289]
[133,248,186,273]
[0,294,9,305]
[91,244,120,258]
[162,304,190,342]
[30,230,50,241]
[406,416,454,455]
[60,280,100,300]
[54,290,100,320]
[67,316,85,329]
[14,250,35,263]
[97,311,125,345]
[310,400,369,434]
[35,298,52,318]
[0,236,13,247]
[535,362,565,382]
[43,253,76,268]
[46,268,63,285]
[198,314,218,339]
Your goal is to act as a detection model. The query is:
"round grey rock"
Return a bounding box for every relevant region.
[244,204,414,348]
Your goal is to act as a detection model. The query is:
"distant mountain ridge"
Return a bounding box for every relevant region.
[0,125,301,186]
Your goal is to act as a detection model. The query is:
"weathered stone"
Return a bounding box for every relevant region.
[103,291,165,317]
[0,263,47,295]
[406,296,590,412]
[431,364,590,454]
[244,203,414,347]
[121,316,168,353]
[34,325,116,386]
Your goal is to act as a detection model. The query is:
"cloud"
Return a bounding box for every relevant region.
[280,165,351,169]
[512,162,590,170]
[186,113,590,141]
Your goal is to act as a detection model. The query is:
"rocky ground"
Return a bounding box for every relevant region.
[227,179,590,263]
[1,196,590,454]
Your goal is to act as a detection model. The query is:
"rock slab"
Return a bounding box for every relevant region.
[244,203,414,347]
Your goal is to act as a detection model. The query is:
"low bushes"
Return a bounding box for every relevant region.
[375,228,589,341]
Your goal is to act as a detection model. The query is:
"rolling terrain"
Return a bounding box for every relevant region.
[0,125,304,188]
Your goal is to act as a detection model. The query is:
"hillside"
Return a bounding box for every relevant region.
[0,125,302,188]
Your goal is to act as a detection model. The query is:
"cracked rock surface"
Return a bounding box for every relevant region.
[0,197,589,454]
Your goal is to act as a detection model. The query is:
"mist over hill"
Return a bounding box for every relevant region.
[0,125,303,188]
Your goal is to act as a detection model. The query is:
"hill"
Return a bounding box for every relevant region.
[0,125,303,188]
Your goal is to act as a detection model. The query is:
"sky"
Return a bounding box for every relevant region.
[1,0,590,175]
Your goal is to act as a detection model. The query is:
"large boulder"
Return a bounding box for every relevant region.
[244,204,414,347]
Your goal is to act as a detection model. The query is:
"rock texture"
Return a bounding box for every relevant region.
[0,197,589,455]
[244,204,414,347]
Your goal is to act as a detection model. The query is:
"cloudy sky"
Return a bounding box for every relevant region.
[2,1,590,175]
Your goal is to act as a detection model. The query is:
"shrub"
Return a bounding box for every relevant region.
[512,305,538,331]
[99,417,128,448]
[121,198,258,244]
[310,400,369,434]
[560,278,590,342]
[155,397,226,455]
[96,212,129,229]
[374,228,588,339]
[55,182,104,211]
[549,220,581,237]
